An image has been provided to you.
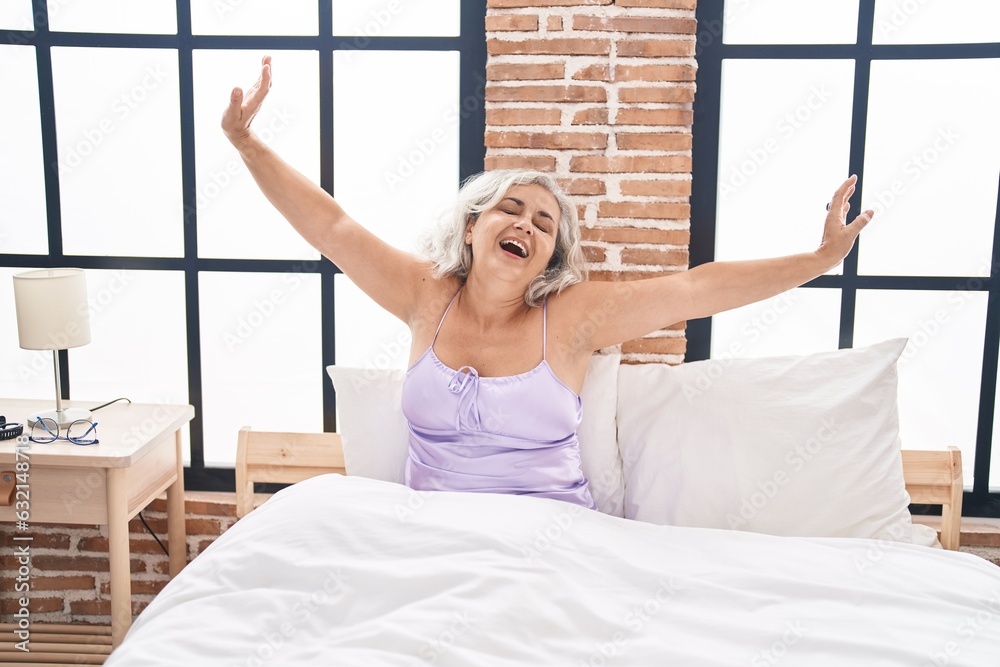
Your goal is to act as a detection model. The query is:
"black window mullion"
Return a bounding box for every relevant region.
[712,42,1000,61]
[838,0,877,350]
[30,0,59,262]
[319,1,337,434]
[976,292,1000,497]
[972,171,1000,497]
[6,30,463,51]
[687,0,725,362]
[176,0,205,471]
[458,0,487,183]
[27,0,74,400]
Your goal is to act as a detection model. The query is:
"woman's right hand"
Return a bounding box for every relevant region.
[222,55,272,147]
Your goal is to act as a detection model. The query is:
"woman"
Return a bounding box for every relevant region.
[222,56,874,511]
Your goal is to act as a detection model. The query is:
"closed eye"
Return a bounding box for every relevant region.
[499,197,555,234]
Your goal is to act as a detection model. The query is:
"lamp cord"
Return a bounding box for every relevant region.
[138,510,170,557]
[86,396,169,556]
[88,397,131,412]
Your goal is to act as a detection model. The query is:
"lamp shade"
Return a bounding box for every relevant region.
[12,268,92,350]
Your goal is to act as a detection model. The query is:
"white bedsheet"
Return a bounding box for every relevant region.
[107,475,1000,666]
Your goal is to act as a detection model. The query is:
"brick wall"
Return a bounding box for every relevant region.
[0,0,702,630]
[485,0,698,364]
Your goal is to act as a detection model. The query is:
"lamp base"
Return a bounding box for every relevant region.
[28,408,93,428]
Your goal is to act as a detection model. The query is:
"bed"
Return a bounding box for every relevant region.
[104,340,1000,665]
[101,435,999,666]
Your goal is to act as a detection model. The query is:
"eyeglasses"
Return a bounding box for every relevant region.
[29,417,99,446]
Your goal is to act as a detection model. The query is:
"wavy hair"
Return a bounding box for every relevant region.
[417,169,587,307]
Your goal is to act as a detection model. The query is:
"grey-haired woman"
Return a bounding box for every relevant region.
[222,56,873,508]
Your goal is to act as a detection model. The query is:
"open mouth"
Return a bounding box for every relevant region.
[499,239,528,259]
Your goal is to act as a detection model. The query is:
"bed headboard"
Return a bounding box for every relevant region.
[234,429,964,550]
[235,427,345,519]
[901,446,963,550]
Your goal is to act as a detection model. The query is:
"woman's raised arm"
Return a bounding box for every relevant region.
[559,175,875,352]
[221,55,433,325]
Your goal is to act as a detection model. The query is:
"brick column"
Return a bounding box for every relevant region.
[485,0,696,364]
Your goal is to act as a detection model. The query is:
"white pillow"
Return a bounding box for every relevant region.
[617,338,936,545]
[576,352,625,517]
[326,352,625,517]
[325,366,408,484]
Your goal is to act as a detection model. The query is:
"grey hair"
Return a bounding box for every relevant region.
[417,169,587,308]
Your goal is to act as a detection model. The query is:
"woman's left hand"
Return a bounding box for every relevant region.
[816,174,874,268]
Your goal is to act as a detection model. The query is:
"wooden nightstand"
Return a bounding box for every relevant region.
[0,398,194,652]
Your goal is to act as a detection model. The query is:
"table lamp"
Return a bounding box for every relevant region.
[12,268,92,427]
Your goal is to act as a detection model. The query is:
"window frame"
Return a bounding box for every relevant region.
[691,0,1000,517]
[0,0,487,492]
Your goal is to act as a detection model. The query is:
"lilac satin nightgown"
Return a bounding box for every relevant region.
[401,286,597,510]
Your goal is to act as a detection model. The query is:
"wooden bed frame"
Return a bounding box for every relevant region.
[235,427,965,550]
[901,447,964,550]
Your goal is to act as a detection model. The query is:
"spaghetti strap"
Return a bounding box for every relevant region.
[431,286,462,347]
[542,297,547,361]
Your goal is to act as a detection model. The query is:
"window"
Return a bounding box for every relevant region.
[0,0,485,490]
[692,0,1000,513]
